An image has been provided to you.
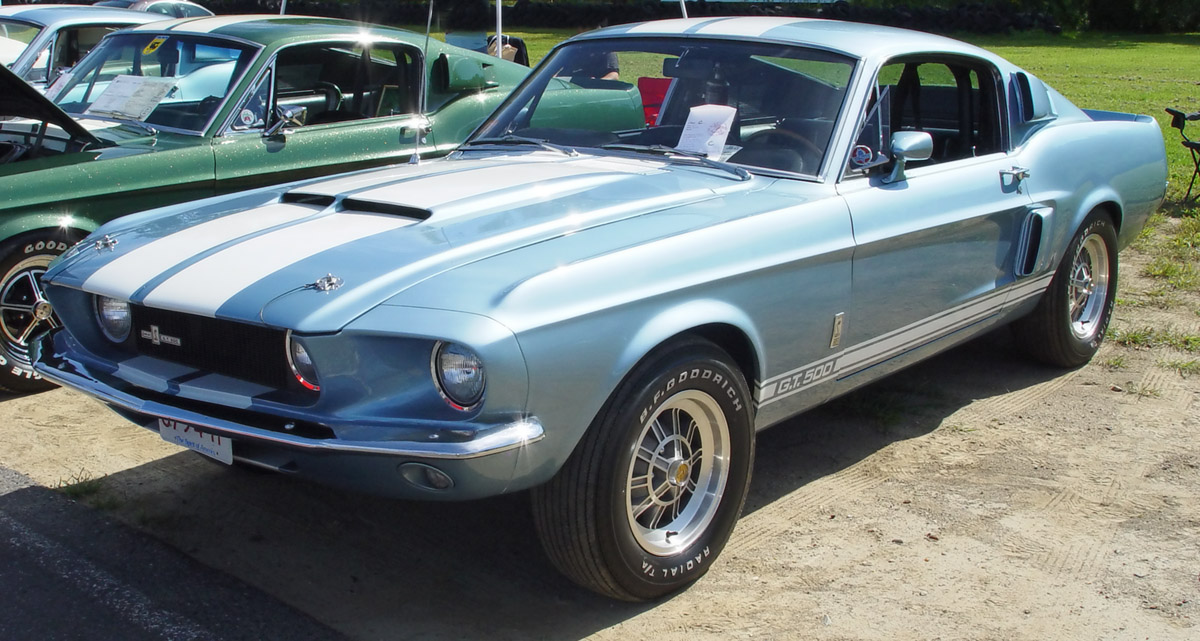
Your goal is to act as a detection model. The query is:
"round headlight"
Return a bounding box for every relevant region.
[95,296,131,342]
[434,342,485,409]
[286,331,320,391]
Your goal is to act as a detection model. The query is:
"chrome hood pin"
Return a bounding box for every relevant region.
[310,273,344,292]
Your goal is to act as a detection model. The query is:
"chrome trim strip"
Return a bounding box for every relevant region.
[756,273,1055,408]
[34,360,545,460]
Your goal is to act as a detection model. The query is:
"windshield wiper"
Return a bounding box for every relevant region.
[116,119,159,136]
[599,143,750,180]
[82,110,159,136]
[461,135,572,155]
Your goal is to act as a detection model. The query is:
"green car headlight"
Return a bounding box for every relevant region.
[94,295,131,343]
[433,341,485,409]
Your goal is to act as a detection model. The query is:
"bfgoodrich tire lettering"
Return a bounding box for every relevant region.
[532,336,754,601]
[0,231,80,393]
[1016,210,1118,367]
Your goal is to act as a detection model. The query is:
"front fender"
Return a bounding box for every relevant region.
[615,298,764,395]
[0,213,99,248]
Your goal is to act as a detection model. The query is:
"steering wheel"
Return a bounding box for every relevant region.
[196,95,222,118]
[744,127,823,160]
[314,81,343,112]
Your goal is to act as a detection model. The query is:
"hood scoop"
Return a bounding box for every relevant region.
[280,192,335,207]
[279,191,432,222]
[340,198,432,221]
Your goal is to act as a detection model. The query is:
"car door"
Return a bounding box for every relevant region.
[212,41,429,194]
[836,56,1035,381]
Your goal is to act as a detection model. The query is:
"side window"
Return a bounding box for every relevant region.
[848,57,1004,174]
[177,5,212,18]
[144,3,176,17]
[49,26,124,76]
[229,68,271,131]
[229,42,420,133]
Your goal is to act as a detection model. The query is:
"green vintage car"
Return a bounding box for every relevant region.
[0,14,529,392]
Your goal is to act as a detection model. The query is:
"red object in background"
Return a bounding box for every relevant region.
[637,77,671,126]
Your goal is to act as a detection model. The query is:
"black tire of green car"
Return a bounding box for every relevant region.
[0,230,84,393]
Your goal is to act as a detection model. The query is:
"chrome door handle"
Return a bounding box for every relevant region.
[1001,166,1031,192]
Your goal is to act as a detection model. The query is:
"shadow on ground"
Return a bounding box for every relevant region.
[44,326,1068,640]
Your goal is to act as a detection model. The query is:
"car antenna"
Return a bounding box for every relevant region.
[412,0,436,165]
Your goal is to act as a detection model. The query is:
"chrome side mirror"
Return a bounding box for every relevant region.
[263,104,306,138]
[883,131,933,184]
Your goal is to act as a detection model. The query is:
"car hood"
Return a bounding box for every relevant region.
[52,151,762,332]
[0,63,100,146]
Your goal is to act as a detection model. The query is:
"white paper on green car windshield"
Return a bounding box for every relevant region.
[676,104,737,160]
[85,75,176,121]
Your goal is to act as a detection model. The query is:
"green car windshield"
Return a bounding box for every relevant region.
[0,20,42,66]
[474,37,856,176]
[51,32,258,134]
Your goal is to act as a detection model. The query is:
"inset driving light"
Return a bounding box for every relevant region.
[433,341,485,409]
[94,296,131,342]
[285,330,320,392]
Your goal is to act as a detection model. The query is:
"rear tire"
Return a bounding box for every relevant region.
[0,231,81,393]
[532,336,754,601]
[1015,211,1118,367]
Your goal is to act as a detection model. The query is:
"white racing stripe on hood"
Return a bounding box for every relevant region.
[142,213,413,317]
[350,159,656,210]
[84,204,320,301]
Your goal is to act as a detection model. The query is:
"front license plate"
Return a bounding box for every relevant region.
[157,418,233,465]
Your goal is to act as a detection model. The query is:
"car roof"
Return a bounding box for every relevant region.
[0,4,164,28]
[121,14,424,48]
[581,16,995,63]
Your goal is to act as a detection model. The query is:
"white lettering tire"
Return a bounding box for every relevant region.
[1015,210,1118,367]
[0,231,79,393]
[532,336,754,601]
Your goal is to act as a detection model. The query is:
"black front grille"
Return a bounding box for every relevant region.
[130,305,290,390]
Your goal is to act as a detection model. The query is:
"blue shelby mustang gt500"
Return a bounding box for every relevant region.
[34,17,1166,600]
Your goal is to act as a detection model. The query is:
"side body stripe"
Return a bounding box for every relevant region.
[755,273,1054,407]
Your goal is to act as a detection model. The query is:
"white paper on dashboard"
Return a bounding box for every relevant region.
[85,75,176,121]
[676,104,737,159]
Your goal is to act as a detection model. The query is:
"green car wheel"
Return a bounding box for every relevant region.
[0,231,80,393]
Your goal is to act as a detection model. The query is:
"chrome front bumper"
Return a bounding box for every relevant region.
[33,330,548,499]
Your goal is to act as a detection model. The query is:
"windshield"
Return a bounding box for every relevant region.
[0,20,42,67]
[473,36,856,176]
[50,32,257,134]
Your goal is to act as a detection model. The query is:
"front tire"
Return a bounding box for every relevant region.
[1015,211,1118,367]
[0,231,80,393]
[532,337,754,601]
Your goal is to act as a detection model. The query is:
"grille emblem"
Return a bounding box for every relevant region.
[140,325,182,347]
